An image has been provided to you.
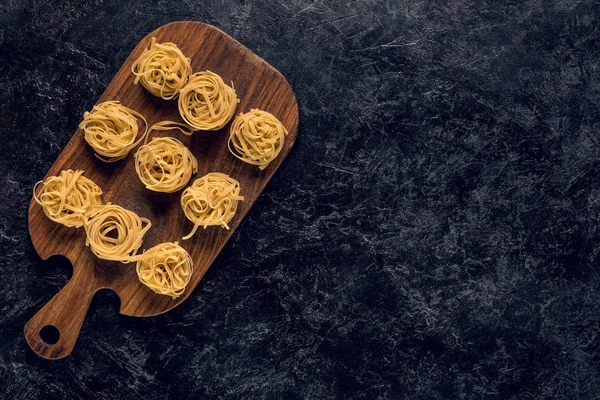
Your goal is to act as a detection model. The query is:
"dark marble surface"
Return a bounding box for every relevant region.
[1,0,600,398]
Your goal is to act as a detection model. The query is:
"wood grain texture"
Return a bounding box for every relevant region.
[24,21,299,360]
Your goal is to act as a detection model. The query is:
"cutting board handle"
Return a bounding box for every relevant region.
[24,265,97,359]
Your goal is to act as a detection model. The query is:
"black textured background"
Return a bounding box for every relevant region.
[2,0,600,398]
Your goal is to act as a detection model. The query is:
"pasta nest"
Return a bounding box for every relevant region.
[178,71,239,131]
[181,172,244,239]
[79,101,148,162]
[83,204,151,262]
[228,109,288,170]
[132,242,193,299]
[132,37,192,100]
[33,170,103,228]
[134,136,198,193]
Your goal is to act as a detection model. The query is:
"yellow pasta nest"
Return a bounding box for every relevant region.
[181,172,244,239]
[178,71,239,131]
[132,37,192,100]
[132,242,193,298]
[228,109,288,170]
[79,101,148,162]
[83,204,151,262]
[134,136,198,193]
[33,170,103,228]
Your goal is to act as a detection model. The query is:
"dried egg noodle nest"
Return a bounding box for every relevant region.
[79,101,148,162]
[33,169,103,228]
[130,242,193,298]
[135,136,198,193]
[181,173,244,239]
[83,204,151,262]
[228,109,288,170]
[178,71,239,131]
[131,37,192,100]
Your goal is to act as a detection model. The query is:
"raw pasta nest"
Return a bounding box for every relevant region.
[132,242,193,298]
[132,37,192,100]
[33,170,103,228]
[228,109,288,170]
[83,204,151,262]
[135,136,198,193]
[181,172,244,239]
[178,71,239,131]
[79,101,148,162]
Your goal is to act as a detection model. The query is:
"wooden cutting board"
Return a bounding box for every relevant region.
[25,21,299,359]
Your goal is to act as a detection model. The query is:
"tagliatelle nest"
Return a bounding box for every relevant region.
[228,109,288,170]
[132,37,192,100]
[33,170,103,228]
[83,204,151,262]
[131,242,193,299]
[79,101,148,162]
[177,71,239,131]
[180,172,244,239]
[134,136,198,193]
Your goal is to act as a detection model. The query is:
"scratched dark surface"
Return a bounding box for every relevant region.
[2,0,600,399]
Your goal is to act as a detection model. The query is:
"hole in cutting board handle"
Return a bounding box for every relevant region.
[39,325,60,345]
